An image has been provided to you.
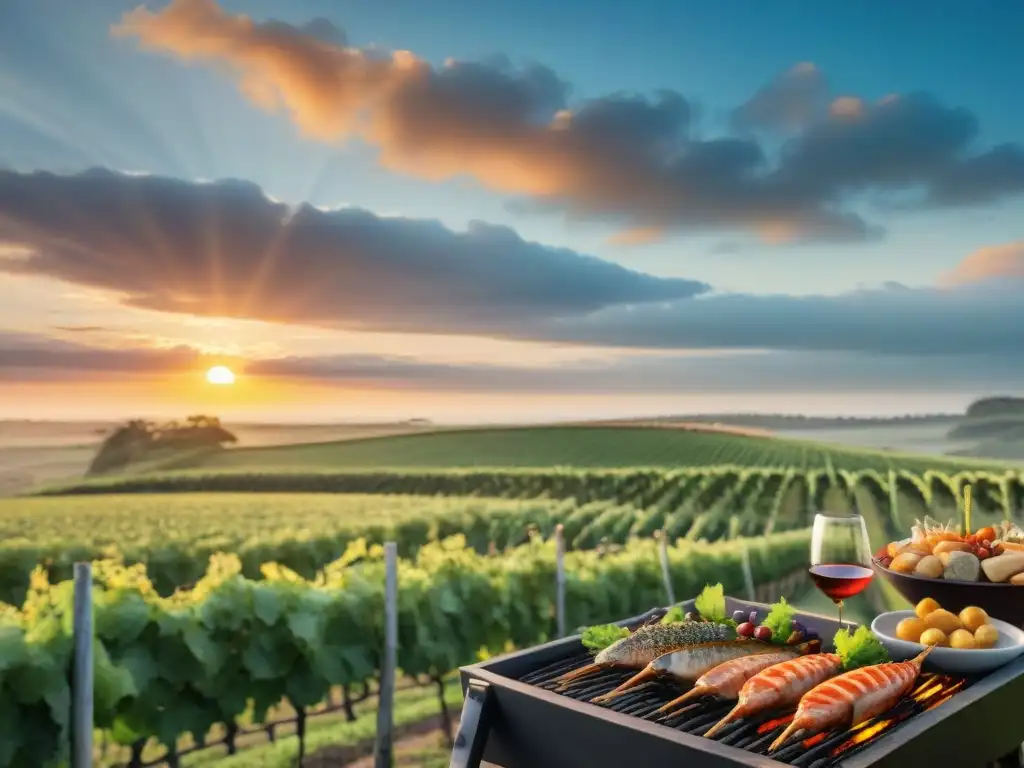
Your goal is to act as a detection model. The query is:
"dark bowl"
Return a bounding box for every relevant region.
[871,558,1024,627]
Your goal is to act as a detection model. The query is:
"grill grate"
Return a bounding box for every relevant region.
[519,653,969,767]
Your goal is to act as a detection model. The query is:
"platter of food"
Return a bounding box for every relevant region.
[872,515,1024,624]
[871,596,1024,674]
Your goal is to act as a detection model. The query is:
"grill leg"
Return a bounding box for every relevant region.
[988,744,1024,768]
[449,680,493,768]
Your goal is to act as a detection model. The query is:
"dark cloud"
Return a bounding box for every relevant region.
[111,0,1024,244]
[3,168,1021,358]
[0,331,203,376]
[523,281,1024,356]
[0,167,706,330]
[249,350,1024,394]
[730,63,830,134]
[777,93,978,195]
[52,325,109,333]
[927,144,1024,207]
[3,331,1023,394]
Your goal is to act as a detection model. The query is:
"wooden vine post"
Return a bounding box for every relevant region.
[741,546,756,602]
[72,562,94,768]
[373,542,399,768]
[656,529,675,605]
[554,524,566,638]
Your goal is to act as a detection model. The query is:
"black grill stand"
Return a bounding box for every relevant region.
[446,677,1022,768]
[449,680,493,768]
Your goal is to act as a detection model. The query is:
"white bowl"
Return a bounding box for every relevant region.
[871,610,1024,675]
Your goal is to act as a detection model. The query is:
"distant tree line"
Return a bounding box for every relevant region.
[965,397,1024,419]
[87,414,237,476]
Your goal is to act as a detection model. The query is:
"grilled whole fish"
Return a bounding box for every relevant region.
[555,621,732,687]
[592,640,777,704]
[703,652,842,737]
[767,646,934,752]
[656,648,803,713]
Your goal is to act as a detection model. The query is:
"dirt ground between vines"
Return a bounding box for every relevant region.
[304,715,456,767]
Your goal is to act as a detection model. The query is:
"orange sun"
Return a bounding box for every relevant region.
[205,365,236,385]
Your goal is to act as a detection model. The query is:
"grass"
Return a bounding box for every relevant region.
[172,425,1014,474]
[182,681,463,768]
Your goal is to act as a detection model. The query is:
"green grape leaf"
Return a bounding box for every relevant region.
[287,609,323,646]
[116,644,159,693]
[94,645,137,726]
[95,592,150,644]
[311,644,348,683]
[8,649,65,706]
[110,716,145,747]
[249,680,284,723]
[43,683,71,732]
[252,588,283,627]
[155,634,203,684]
[0,697,21,766]
[241,632,296,681]
[285,661,330,709]
[437,585,462,615]
[241,641,277,680]
[197,589,247,631]
[0,625,30,673]
[182,623,226,674]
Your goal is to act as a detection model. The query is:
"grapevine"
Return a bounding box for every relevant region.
[0,529,812,767]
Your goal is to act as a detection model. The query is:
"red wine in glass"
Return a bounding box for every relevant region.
[809,513,874,626]
[808,564,874,601]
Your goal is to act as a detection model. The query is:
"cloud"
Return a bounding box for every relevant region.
[927,144,1024,207]
[730,62,829,134]
[519,280,1023,356]
[52,325,110,333]
[112,0,1024,244]
[0,331,203,376]
[3,331,1023,394]
[940,241,1024,286]
[0,167,706,330]
[3,167,1021,358]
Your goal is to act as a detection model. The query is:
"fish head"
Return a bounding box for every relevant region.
[593,630,640,665]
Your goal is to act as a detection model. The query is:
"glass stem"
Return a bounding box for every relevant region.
[837,600,844,627]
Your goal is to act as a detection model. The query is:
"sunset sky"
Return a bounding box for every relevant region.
[1,0,1022,422]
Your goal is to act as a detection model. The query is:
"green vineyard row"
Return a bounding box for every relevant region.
[0,529,811,767]
[38,466,1024,517]
[8,465,1023,604]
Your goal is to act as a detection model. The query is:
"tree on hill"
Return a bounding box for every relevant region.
[965,396,1024,419]
[86,415,237,476]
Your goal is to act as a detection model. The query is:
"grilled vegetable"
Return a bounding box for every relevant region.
[654,648,801,712]
[767,646,934,753]
[554,621,733,687]
[591,640,775,704]
[703,652,842,738]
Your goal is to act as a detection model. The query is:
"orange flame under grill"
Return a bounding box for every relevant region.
[801,733,827,749]
[757,714,794,735]
[827,675,963,758]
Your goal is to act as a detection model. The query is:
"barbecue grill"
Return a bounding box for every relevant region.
[450,597,1024,768]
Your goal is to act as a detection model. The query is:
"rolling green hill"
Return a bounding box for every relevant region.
[157,425,1014,474]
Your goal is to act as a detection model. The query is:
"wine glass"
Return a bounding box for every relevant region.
[809,513,874,627]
